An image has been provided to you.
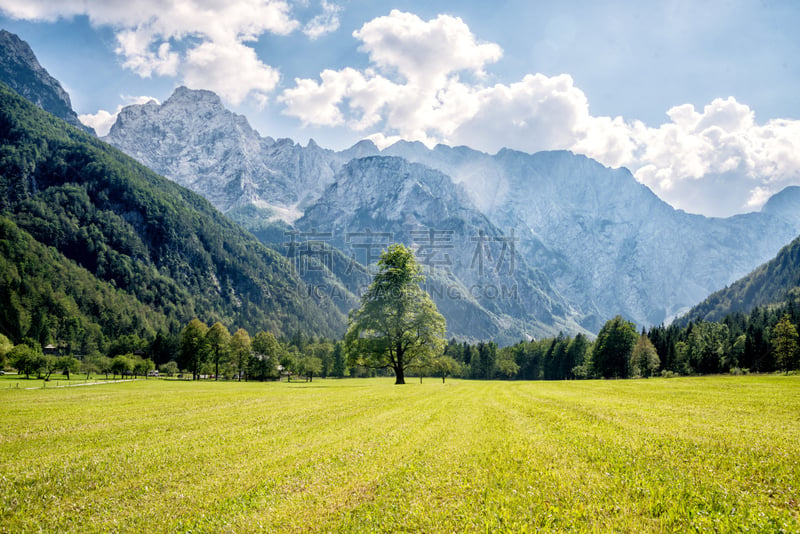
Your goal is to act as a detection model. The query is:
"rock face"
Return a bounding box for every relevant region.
[105,87,343,219]
[103,86,800,337]
[297,156,584,342]
[376,143,800,331]
[0,30,95,135]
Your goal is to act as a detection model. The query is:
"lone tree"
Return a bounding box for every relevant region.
[345,244,446,384]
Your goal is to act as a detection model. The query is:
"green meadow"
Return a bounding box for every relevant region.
[1,375,798,533]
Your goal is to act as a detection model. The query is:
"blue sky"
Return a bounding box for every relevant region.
[1,0,799,217]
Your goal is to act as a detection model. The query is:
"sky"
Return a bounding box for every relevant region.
[0,0,799,217]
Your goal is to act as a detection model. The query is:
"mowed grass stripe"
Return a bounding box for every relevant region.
[1,376,798,533]
[501,379,800,531]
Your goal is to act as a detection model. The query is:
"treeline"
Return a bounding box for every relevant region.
[3,303,799,384]
[4,342,156,381]
[645,302,800,375]
[0,216,174,351]
[0,320,356,382]
[441,301,800,380]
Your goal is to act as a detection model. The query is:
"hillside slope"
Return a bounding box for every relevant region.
[0,82,343,347]
[681,233,800,323]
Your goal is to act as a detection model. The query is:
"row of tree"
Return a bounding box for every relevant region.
[2,309,797,383]
[2,339,156,380]
[442,305,799,380]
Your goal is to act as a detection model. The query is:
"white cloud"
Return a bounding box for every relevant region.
[0,1,299,36]
[448,74,588,153]
[280,10,507,147]
[280,10,800,216]
[183,39,280,105]
[303,0,341,40]
[78,95,159,136]
[353,10,502,88]
[0,0,298,102]
[604,98,800,211]
[746,186,773,210]
[115,30,179,78]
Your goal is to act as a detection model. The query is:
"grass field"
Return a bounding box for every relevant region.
[1,375,798,533]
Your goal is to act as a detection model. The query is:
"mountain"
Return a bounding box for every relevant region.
[0,81,342,348]
[296,156,584,342]
[0,215,171,345]
[680,233,800,324]
[370,141,800,330]
[105,87,343,219]
[760,186,800,227]
[103,86,800,337]
[0,30,94,135]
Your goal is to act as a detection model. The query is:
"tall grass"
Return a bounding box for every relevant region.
[1,376,798,532]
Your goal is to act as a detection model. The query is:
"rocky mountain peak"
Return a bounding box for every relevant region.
[164,85,225,110]
[105,86,344,219]
[0,30,94,135]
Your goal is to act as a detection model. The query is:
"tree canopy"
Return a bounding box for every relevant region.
[592,315,638,378]
[345,244,446,384]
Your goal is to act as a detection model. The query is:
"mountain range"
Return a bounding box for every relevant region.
[104,86,800,338]
[3,28,800,346]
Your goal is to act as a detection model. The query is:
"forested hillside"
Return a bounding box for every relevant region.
[0,215,170,350]
[681,234,800,324]
[0,82,343,351]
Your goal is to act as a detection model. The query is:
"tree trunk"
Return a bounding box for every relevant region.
[394,347,406,385]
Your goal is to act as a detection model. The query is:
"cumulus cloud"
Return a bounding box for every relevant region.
[183,39,280,105]
[609,98,800,208]
[78,95,159,136]
[280,10,507,147]
[353,10,502,88]
[281,10,800,215]
[0,0,298,103]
